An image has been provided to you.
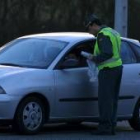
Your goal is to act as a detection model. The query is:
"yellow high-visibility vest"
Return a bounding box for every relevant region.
[94,27,122,70]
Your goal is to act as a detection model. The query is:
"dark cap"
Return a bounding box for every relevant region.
[84,14,102,28]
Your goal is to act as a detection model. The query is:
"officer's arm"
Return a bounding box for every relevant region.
[92,33,113,64]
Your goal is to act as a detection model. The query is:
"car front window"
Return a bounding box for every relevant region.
[0,38,68,68]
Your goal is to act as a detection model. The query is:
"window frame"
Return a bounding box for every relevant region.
[55,39,95,69]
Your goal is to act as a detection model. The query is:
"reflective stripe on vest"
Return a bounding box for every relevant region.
[98,58,120,66]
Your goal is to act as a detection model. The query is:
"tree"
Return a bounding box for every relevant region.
[0,0,139,46]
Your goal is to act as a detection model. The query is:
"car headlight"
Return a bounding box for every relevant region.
[0,86,6,94]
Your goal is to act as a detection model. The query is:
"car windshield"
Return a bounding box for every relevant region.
[0,38,68,68]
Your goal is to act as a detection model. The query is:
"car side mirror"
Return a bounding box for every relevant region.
[60,58,79,69]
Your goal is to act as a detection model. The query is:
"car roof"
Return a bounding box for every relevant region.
[19,32,95,43]
[19,32,140,46]
[121,37,140,45]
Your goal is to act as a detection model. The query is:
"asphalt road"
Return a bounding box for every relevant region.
[0,121,140,140]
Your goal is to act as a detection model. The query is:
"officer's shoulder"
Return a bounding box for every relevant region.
[98,33,108,40]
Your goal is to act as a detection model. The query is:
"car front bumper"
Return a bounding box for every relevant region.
[0,94,20,120]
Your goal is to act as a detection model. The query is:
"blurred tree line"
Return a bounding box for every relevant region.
[0,0,139,46]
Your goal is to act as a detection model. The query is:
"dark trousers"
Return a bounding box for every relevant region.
[98,65,123,132]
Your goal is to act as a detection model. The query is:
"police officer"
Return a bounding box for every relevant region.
[84,14,123,135]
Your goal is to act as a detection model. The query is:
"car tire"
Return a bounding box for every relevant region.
[13,96,45,135]
[129,100,140,131]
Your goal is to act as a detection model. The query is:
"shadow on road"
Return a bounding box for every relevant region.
[0,122,134,135]
[0,123,96,135]
[42,122,97,134]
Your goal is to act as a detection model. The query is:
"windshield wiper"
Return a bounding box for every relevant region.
[0,63,23,67]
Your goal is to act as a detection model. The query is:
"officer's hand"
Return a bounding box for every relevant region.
[81,51,93,59]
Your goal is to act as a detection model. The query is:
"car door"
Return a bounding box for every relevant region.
[54,41,99,118]
[117,40,140,117]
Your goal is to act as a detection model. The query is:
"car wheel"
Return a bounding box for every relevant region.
[13,96,45,134]
[129,100,140,131]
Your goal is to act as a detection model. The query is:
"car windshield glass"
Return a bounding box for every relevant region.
[0,38,68,68]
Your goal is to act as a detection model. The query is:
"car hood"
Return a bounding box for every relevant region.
[0,65,54,96]
[0,65,34,76]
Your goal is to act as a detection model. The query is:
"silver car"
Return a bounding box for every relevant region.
[0,32,140,134]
